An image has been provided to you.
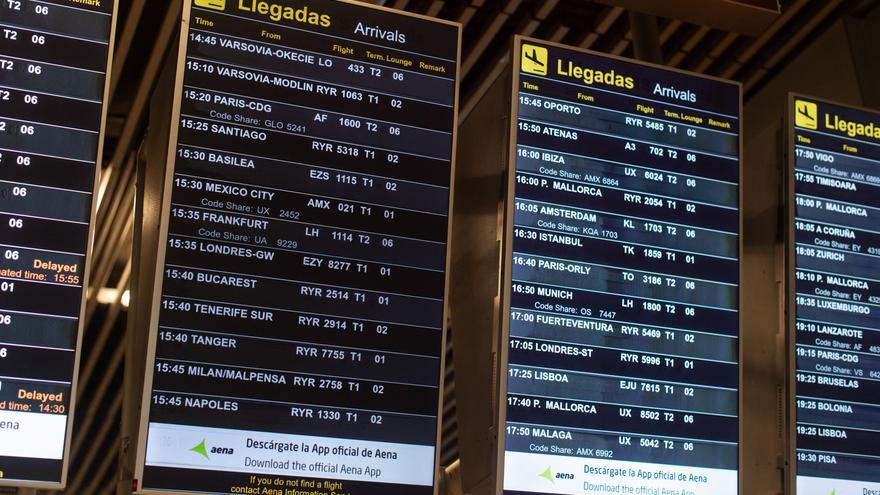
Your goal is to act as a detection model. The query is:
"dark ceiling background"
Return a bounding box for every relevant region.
[42,1,880,493]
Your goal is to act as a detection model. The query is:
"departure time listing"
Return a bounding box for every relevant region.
[138,1,459,494]
[0,0,114,486]
[793,96,880,495]
[503,38,740,495]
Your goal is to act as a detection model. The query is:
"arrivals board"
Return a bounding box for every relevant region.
[501,37,741,495]
[0,0,116,488]
[134,1,459,494]
[790,95,880,494]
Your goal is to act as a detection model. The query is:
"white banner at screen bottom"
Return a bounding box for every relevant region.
[797,475,880,495]
[504,451,737,494]
[144,423,434,486]
[0,410,67,459]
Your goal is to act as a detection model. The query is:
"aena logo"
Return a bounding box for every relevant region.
[521,44,548,76]
[795,99,818,130]
[189,439,234,460]
[190,439,210,460]
[538,466,575,483]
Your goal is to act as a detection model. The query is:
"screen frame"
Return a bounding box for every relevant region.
[131,1,461,494]
[784,92,880,495]
[495,34,744,495]
[0,0,120,489]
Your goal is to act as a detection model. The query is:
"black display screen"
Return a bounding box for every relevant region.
[0,0,114,487]
[792,96,880,494]
[501,38,740,494]
[136,1,458,494]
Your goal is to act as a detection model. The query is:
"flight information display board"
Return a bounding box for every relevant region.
[790,95,880,494]
[501,37,741,495]
[0,0,116,488]
[134,1,459,494]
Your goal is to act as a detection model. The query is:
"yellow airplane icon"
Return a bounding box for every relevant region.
[521,44,548,76]
[194,0,225,10]
[795,99,818,130]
